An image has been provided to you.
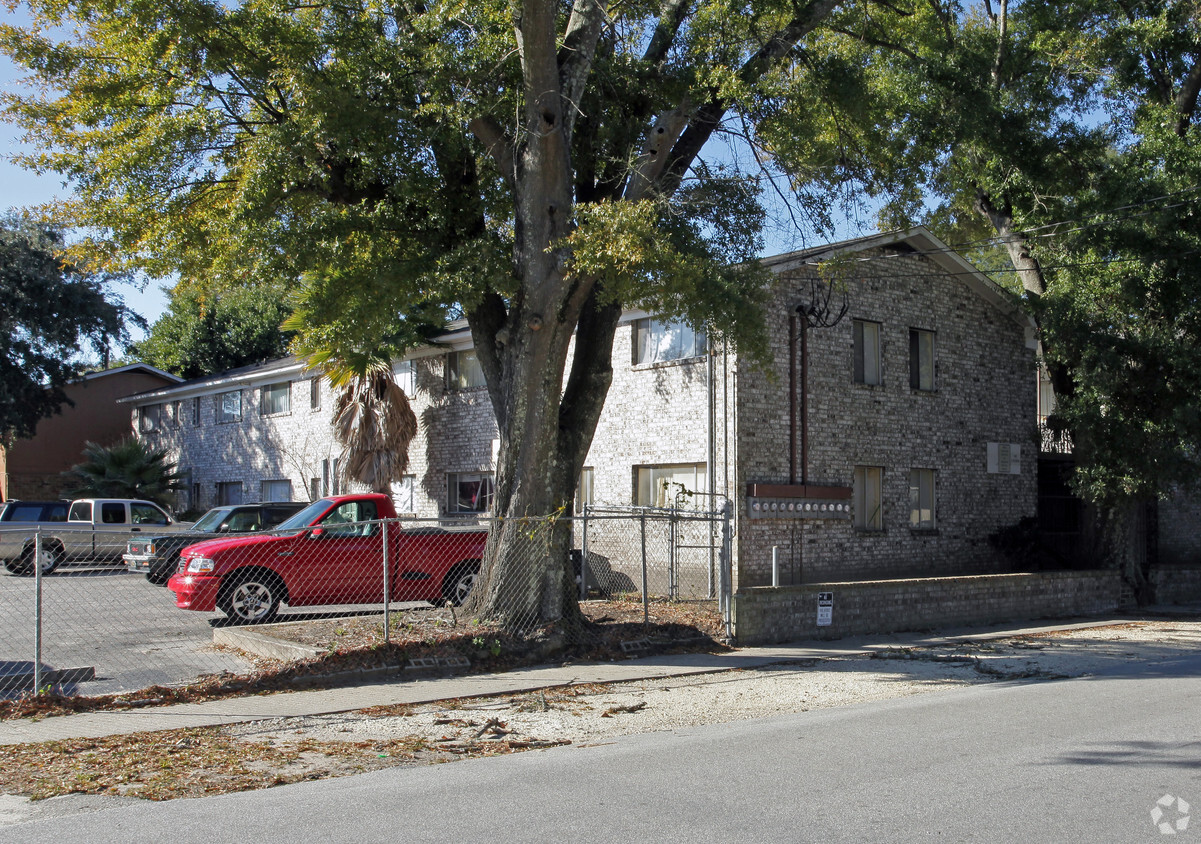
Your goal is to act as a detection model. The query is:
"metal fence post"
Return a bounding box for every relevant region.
[580,506,589,600]
[34,529,43,695]
[640,510,649,625]
[382,518,391,646]
[669,509,678,600]
[719,502,733,640]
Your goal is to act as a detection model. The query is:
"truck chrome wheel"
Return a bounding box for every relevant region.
[219,578,280,624]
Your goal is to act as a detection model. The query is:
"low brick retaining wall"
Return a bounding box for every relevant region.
[731,570,1123,645]
[1150,565,1201,604]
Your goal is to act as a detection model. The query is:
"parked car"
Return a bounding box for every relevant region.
[167,494,488,624]
[0,498,188,576]
[0,500,69,523]
[124,502,307,585]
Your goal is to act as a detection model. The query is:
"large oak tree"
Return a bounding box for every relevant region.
[4,0,924,629]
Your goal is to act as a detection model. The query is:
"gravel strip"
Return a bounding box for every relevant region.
[226,620,1201,750]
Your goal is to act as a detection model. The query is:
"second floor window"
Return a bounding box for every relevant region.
[216,390,242,423]
[139,403,164,433]
[853,320,882,386]
[261,382,291,415]
[448,350,486,389]
[633,318,706,365]
[909,329,935,391]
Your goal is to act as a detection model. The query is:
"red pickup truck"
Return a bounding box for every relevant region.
[167,494,488,624]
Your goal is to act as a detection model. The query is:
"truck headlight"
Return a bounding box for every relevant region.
[145,541,156,556]
[186,557,215,573]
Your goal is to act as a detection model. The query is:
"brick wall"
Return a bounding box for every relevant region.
[1149,565,1201,604]
[1156,492,1201,565]
[732,570,1122,644]
[735,249,1038,586]
[142,372,338,514]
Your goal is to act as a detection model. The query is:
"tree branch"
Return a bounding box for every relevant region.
[470,115,516,186]
[1174,53,1201,136]
[559,0,608,139]
[654,0,842,197]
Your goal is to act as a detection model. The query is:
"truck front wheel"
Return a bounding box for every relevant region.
[218,574,282,624]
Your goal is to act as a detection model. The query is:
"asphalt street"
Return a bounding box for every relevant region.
[3,641,1198,841]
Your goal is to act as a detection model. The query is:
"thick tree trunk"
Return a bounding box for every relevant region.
[464,296,621,630]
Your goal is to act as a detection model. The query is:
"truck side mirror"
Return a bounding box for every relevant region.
[308,527,325,539]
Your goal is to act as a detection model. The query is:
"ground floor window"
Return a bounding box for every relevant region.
[448,472,494,514]
[636,464,707,508]
[576,467,595,511]
[853,466,883,531]
[909,468,936,529]
[217,481,244,506]
[261,479,292,502]
[392,475,416,514]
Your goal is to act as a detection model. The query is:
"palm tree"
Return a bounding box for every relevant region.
[326,357,418,494]
[60,438,187,509]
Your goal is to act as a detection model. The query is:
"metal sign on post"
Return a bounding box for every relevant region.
[816,591,834,627]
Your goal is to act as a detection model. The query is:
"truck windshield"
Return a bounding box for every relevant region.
[192,508,233,532]
[275,499,333,531]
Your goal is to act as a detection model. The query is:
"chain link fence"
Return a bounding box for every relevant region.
[0,506,731,701]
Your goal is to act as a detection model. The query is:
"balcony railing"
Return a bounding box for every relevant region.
[1039,420,1073,455]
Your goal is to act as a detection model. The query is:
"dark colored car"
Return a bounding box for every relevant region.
[124,502,306,584]
[0,500,69,523]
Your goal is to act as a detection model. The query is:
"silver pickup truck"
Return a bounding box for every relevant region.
[0,498,190,576]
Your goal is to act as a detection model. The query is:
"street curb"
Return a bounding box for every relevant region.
[212,626,323,661]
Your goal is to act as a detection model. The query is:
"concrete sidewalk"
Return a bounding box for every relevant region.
[0,614,1162,746]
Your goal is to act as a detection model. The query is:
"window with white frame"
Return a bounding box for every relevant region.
[310,377,322,411]
[636,464,707,508]
[575,467,595,512]
[853,320,882,386]
[633,318,706,366]
[909,328,935,391]
[310,478,320,501]
[216,481,243,505]
[395,359,416,396]
[853,465,883,531]
[909,468,936,529]
[260,479,292,502]
[261,382,291,415]
[216,390,242,423]
[192,396,201,424]
[391,475,416,514]
[448,472,494,513]
[447,350,485,389]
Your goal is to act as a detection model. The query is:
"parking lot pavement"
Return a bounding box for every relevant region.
[0,563,251,698]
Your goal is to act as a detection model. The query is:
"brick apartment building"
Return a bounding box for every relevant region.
[127,226,1041,588]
